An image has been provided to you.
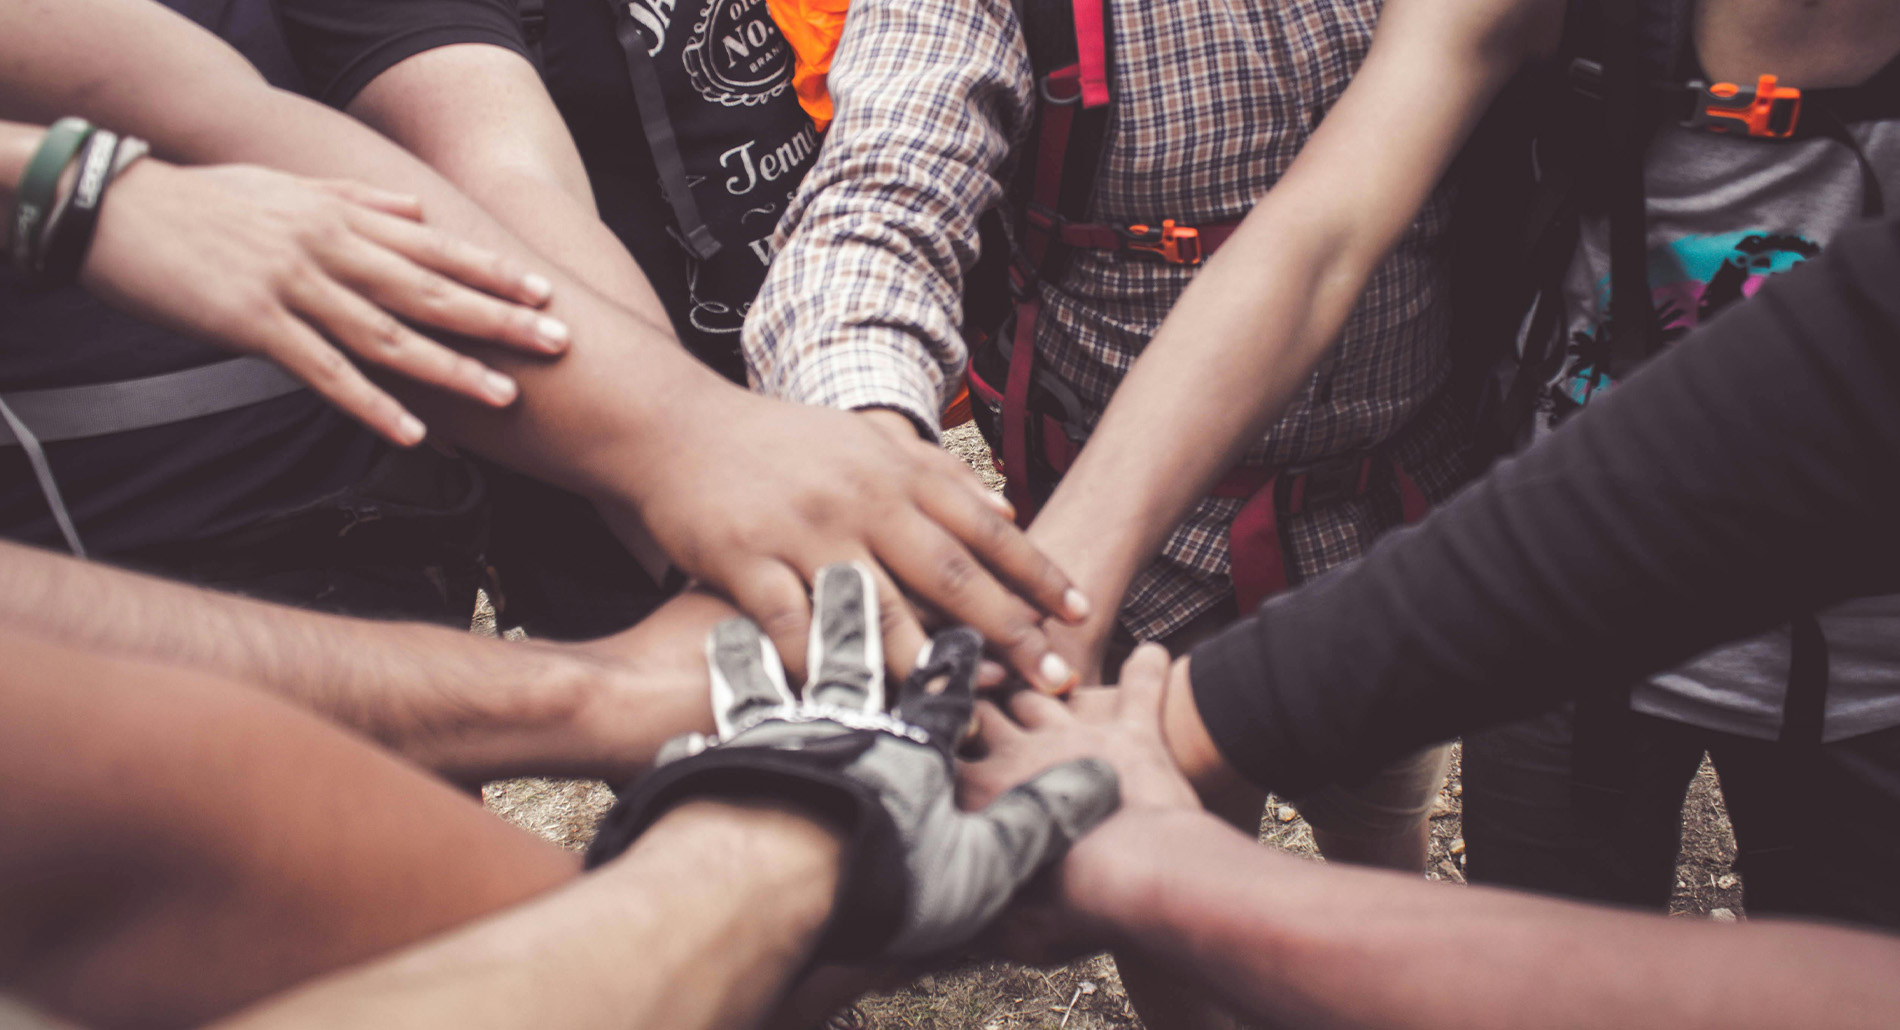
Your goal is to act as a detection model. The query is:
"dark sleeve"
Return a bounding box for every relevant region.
[275,0,530,108]
[1190,216,1900,796]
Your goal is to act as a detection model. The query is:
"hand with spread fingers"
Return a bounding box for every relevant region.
[79,157,568,446]
[585,563,1121,960]
[958,643,1204,962]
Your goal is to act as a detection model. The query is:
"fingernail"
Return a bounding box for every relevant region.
[985,491,1015,518]
[522,273,553,305]
[534,316,570,351]
[977,660,1008,689]
[1038,652,1076,694]
[483,370,518,404]
[1062,587,1091,622]
[396,413,427,446]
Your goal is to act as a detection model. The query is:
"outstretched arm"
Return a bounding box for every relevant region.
[323,30,669,311]
[1080,809,1900,1030]
[210,801,844,1030]
[0,0,1083,689]
[744,0,1034,434]
[1027,0,1563,674]
[220,567,1117,1030]
[1159,215,1900,799]
[0,537,723,785]
[963,646,1900,1030]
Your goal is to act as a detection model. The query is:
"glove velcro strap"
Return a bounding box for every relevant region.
[584,738,908,959]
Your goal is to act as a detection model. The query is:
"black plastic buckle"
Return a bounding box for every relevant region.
[1286,455,1373,514]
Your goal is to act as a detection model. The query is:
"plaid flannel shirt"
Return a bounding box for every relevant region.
[746,0,1464,639]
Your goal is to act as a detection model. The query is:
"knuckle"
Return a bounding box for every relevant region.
[486,252,519,286]
[412,271,456,311]
[757,603,808,643]
[364,315,408,354]
[934,551,981,596]
[308,344,355,385]
[230,289,282,328]
[304,212,351,251]
[988,613,1040,653]
[877,595,909,635]
[416,231,457,269]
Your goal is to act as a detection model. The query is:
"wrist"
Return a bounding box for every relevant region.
[857,405,933,443]
[1027,509,1144,628]
[346,628,610,782]
[628,798,846,937]
[1057,807,1212,944]
[573,347,744,510]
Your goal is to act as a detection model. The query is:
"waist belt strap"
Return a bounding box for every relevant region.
[0,355,307,559]
[0,355,306,446]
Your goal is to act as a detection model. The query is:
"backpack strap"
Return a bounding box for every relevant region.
[604,0,722,260]
[1598,0,1665,384]
[1016,0,1116,287]
[0,355,309,559]
[991,0,1116,518]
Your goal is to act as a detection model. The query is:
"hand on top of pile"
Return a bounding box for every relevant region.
[620,404,1090,694]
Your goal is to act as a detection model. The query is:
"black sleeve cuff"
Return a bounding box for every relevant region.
[1187,598,1317,797]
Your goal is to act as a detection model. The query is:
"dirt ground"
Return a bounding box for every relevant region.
[481,423,1748,1030]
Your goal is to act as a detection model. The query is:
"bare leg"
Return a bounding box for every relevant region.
[0,633,579,1030]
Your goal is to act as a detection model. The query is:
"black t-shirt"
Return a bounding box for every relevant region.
[0,0,382,556]
[1189,216,1900,797]
[277,0,821,382]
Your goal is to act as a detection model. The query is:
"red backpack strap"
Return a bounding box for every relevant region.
[1072,0,1110,108]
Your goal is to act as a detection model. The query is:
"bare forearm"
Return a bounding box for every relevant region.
[347,45,669,314]
[0,0,725,506]
[1078,811,1900,1030]
[212,801,842,1030]
[1027,199,1356,611]
[1028,0,1553,620]
[0,539,701,783]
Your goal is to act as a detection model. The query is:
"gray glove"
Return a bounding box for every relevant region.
[584,563,1120,959]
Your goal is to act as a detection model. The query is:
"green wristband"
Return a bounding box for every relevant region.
[11,117,94,273]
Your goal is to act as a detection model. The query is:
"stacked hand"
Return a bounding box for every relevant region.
[587,563,1121,959]
[959,643,1205,960]
[81,159,568,446]
[625,400,1091,693]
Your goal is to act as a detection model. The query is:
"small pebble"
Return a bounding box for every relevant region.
[1710,908,1737,922]
[1278,807,1299,823]
[1717,874,1740,890]
[1449,837,1466,856]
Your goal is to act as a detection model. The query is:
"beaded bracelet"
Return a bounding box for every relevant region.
[10,117,94,273]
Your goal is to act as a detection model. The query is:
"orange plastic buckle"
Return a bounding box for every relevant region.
[1690,74,1802,139]
[1121,219,1203,265]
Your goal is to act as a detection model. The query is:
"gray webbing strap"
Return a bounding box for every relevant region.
[0,355,304,446]
[609,2,722,261]
[0,394,87,557]
[0,355,308,558]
